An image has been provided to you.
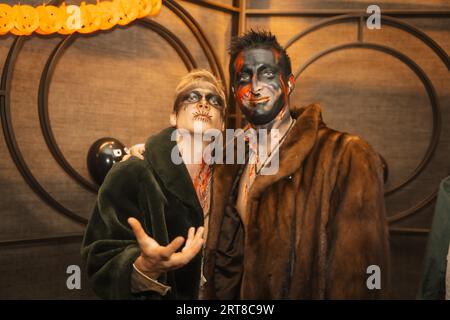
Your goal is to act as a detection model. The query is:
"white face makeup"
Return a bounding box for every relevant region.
[172,81,224,134]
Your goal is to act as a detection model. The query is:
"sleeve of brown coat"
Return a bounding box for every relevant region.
[326,137,390,299]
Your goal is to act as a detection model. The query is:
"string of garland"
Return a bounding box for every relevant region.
[0,0,162,36]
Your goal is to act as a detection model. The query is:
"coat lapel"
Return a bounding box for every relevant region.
[249,103,323,201]
[143,127,203,216]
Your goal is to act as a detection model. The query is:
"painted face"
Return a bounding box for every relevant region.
[173,81,224,134]
[233,48,289,125]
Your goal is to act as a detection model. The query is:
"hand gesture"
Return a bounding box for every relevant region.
[128,217,204,279]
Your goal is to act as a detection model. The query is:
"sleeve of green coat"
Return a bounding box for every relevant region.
[418,176,450,300]
[81,159,153,300]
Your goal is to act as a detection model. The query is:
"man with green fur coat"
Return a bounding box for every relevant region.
[81,70,226,299]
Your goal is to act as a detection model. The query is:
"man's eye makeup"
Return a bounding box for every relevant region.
[182,91,224,109]
[238,73,251,82]
[237,68,277,83]
[185,92,200,103]
[262,69,275,78]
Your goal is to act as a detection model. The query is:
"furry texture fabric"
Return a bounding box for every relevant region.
[81,127,204,299]
[418,176,450,299]
[203,103,390,299]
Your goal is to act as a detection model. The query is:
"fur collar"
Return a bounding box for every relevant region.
[249,103,323,200]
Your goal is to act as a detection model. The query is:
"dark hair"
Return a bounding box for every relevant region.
[228,29,292,80]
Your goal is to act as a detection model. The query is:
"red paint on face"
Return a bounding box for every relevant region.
[272,48,280,62]
[279,74,289,100]
[235,49,288,109]
[278,74,289,111]
[234,52,244,76]
[235,52,253,106]
[237,83,251,105]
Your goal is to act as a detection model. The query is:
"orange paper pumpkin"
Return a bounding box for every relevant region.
[98,1,120,31]
[0,4,14,35]
[78,2,102,34]
[115,0,139,26]
[149,0,162,17]
[58,3,76,35]
[1,0,161,35]
[137,0,153,19]
[36,5,65,35]
[11,5,39,36]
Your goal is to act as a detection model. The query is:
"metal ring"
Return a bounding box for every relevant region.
[284,14,449,224]
[284,13,450,71]
[165,0,227,88]
[286,14,447,196]
[1,37,88,224]
[38,20,198,194]
[292,42,441,222]
[1,2,226,224]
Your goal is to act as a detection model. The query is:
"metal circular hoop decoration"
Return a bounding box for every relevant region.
[284,14,450,71]
[293,42,441,222]
[294,42,441,196]
[1,37,87,224]
[284,13,449,223]
[1,0,226,225]
[164,0,227,87]
[38,20,198,194]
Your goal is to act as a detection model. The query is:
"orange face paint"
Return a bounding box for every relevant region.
[234,52,244,76]
[237,83,252,106]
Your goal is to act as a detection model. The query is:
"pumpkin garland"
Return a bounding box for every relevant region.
[36,4,65,35]
[0,0,162,36]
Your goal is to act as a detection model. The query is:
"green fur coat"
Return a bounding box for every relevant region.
[81,127,204,300]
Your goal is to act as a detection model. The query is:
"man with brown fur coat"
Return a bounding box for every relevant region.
[201,30,390,299]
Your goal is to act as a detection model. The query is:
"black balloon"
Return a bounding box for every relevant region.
[87,137,126,185]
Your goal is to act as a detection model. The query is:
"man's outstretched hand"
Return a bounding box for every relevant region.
[128,217,204,280]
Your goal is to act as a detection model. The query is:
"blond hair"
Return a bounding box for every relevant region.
[173,69,226,115]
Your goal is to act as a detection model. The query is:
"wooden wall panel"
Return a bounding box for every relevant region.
[0,0,448,299]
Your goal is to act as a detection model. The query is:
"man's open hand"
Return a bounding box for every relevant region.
[128,217,204,280]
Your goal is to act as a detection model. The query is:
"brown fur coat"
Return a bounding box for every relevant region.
[203,103,390,299]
